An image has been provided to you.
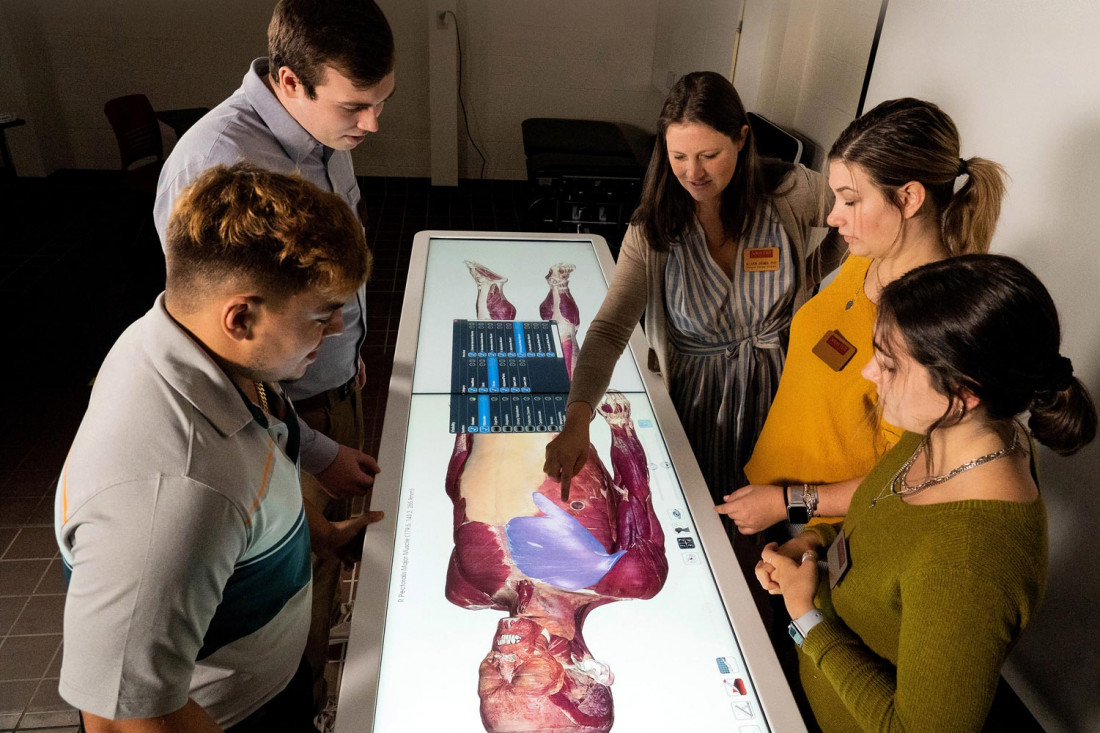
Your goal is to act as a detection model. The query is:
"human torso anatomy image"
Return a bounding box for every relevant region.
[446,262,669,733]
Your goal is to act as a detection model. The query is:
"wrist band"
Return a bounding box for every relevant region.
[803,484,819,517]
[788,609,825,648]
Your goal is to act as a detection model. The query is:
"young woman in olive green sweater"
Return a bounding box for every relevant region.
[758,255,1096,731]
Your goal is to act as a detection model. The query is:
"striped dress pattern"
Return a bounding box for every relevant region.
[664,203,795,505]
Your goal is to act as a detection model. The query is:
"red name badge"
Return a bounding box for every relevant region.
[811,329,857,371]
[742,246,780,272]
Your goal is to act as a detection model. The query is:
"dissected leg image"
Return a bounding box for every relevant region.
[539,263,580,378]
[446,262,668,733]
[466,260,517,320]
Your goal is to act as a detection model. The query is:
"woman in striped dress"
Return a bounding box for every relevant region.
[544,71,844,567]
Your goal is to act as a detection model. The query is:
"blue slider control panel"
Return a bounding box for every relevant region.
[449,320,570,433]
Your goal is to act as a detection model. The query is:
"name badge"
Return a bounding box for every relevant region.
[812,329,857,371]
[826,529,850,588]
[742,246,780,272]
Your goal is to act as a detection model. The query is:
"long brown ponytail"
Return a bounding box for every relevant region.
[830,98,1007,255]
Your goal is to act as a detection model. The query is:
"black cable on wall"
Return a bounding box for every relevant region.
[443,9,487,179]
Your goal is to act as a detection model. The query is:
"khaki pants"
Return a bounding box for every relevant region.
[297,385,366,711]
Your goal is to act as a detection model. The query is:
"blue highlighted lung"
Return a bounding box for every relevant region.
[506,494,625,591]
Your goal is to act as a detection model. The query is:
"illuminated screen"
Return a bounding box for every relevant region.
[371,237,772,733]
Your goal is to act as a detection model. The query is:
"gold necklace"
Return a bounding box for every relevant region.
[871,431,1020,508]
[254,381,269,413]
[845,258,876,311]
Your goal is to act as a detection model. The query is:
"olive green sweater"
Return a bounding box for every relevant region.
[800,431,1047,732]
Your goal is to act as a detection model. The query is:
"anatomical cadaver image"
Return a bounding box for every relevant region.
[445,261,669,733]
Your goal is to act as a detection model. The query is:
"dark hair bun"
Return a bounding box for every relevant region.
[879,255,1096,456]
[1028,371,1097,456]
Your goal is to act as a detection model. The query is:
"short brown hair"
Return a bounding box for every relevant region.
[166,163,370,307]
[268,0,395,97]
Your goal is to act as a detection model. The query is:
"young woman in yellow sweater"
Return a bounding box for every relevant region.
[717,98,1008,535]
[758,254,1096,731]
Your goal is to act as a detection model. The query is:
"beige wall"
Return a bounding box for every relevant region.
[351,0,432,178]
[361,0,669,179]
[0,0,273,174]
[791,0,881,166]
[1,0,668,180]
[651,0,743,96]
[735,0,880,169]
[312,0,668,180]
[449,0,666,179]
[0,0,877,180]
[0,3,45,177]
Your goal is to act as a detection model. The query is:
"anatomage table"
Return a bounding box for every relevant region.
[334,232,806,733]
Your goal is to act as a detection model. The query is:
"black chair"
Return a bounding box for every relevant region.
[747,112,817,166]
[521,118,652,253]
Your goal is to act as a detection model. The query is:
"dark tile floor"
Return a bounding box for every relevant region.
[0,170,575,731]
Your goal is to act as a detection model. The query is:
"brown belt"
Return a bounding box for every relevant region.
[292,375,358,414]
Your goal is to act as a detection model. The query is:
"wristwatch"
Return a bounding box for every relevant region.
[788,609,825,648]
[785,484,810,524]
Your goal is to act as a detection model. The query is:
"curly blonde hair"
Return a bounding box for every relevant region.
[166,163,371,308]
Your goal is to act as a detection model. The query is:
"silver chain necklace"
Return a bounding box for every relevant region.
[871,431,1020,508]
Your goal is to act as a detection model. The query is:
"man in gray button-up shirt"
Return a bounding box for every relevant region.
[155,0,394,491]
[153,0,395,716]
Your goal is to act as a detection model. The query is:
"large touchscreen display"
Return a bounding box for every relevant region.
[368,237,772,733]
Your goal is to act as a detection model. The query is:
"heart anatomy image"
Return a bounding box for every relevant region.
[445,261,670,733]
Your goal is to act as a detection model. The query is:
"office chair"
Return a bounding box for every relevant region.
[103,94,164,194]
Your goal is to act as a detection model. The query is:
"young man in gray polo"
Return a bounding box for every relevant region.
[58,164,379,732]
[153,0,396,708]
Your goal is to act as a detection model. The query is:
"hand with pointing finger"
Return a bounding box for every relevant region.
[543,401,594,500]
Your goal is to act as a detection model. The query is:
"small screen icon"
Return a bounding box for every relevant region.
[723,678,747,696]
[716,656,740,675]
[732,700,754,720]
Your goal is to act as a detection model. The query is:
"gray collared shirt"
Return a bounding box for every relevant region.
[155,58,366,472]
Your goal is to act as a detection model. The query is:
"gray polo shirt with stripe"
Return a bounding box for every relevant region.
[54,295,312,727]
[154,57,366,473]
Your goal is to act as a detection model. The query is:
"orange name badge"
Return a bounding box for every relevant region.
[812,329,857,371]
[742,246,780,272]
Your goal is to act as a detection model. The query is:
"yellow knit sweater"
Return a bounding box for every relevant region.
[745,255,901,487]
[799,432,1048,731]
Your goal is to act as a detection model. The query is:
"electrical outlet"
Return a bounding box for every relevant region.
[437,11,448,29]
[666,71,676,89]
